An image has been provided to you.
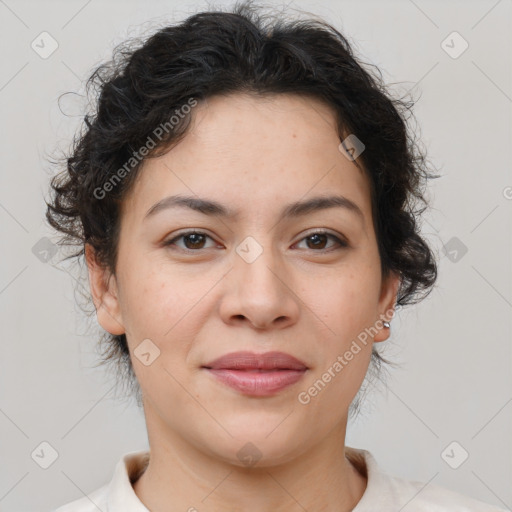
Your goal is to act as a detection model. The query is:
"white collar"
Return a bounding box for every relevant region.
[101,446,502,511]
[105,446,380,510]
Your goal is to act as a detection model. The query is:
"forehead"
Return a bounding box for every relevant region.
[122,92,373,228]
[188,92,343,152]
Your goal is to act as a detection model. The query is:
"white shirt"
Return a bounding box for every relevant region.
[53,447,507,511]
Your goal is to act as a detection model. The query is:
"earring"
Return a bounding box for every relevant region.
[383,321,390,329]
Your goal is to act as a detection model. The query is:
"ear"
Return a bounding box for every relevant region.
[85,244,125,336]
[373,270,400,343]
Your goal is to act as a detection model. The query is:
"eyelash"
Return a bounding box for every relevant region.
[163,230,348,253]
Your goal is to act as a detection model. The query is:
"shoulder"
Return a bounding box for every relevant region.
[52,483,109,512]
[347,447,507,512]
[378,472,506,511]
[51,450,150,512]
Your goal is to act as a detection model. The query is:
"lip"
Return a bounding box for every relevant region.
[202,351,308,397]
[204,351,308,371]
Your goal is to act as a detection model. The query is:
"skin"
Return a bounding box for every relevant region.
[86,92,400,512]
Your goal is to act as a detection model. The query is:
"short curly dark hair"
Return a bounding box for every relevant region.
[45,0,438,411]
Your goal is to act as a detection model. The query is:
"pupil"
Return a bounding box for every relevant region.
[309,234,326,249]
[186,234,204,248]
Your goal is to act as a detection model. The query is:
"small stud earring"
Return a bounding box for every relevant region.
[382,321,390,329]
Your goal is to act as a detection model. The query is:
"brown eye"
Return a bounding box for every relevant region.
[295,232,347,251]
[164,231,215,251]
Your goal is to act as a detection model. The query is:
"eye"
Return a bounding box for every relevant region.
[164,231,217,251]
[294,231,348,251]
[163,229,348,253]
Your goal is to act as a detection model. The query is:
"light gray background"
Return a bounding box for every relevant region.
[0,0,511,510]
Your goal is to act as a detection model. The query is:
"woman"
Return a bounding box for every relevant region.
[47,1,506,510]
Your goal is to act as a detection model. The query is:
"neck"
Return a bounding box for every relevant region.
[133,413,367,512]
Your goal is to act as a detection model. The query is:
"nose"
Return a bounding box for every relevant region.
[218,243,300,331]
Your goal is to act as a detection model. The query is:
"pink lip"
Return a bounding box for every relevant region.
[202,351,308,397]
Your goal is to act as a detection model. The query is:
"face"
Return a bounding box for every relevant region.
[87,93,399,467]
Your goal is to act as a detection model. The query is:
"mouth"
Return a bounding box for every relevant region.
[202,351,308,397]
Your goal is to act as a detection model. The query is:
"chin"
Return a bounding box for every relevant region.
[199,416,309,468]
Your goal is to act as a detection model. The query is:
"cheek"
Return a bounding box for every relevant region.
[118,259,222,367]
[297,262,380,399]
[120,271,203,396]
[298,274,376,409]
[118,255,191,329]
[305,264,380,342]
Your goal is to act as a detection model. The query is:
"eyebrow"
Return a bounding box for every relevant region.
[144,193,364,223]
